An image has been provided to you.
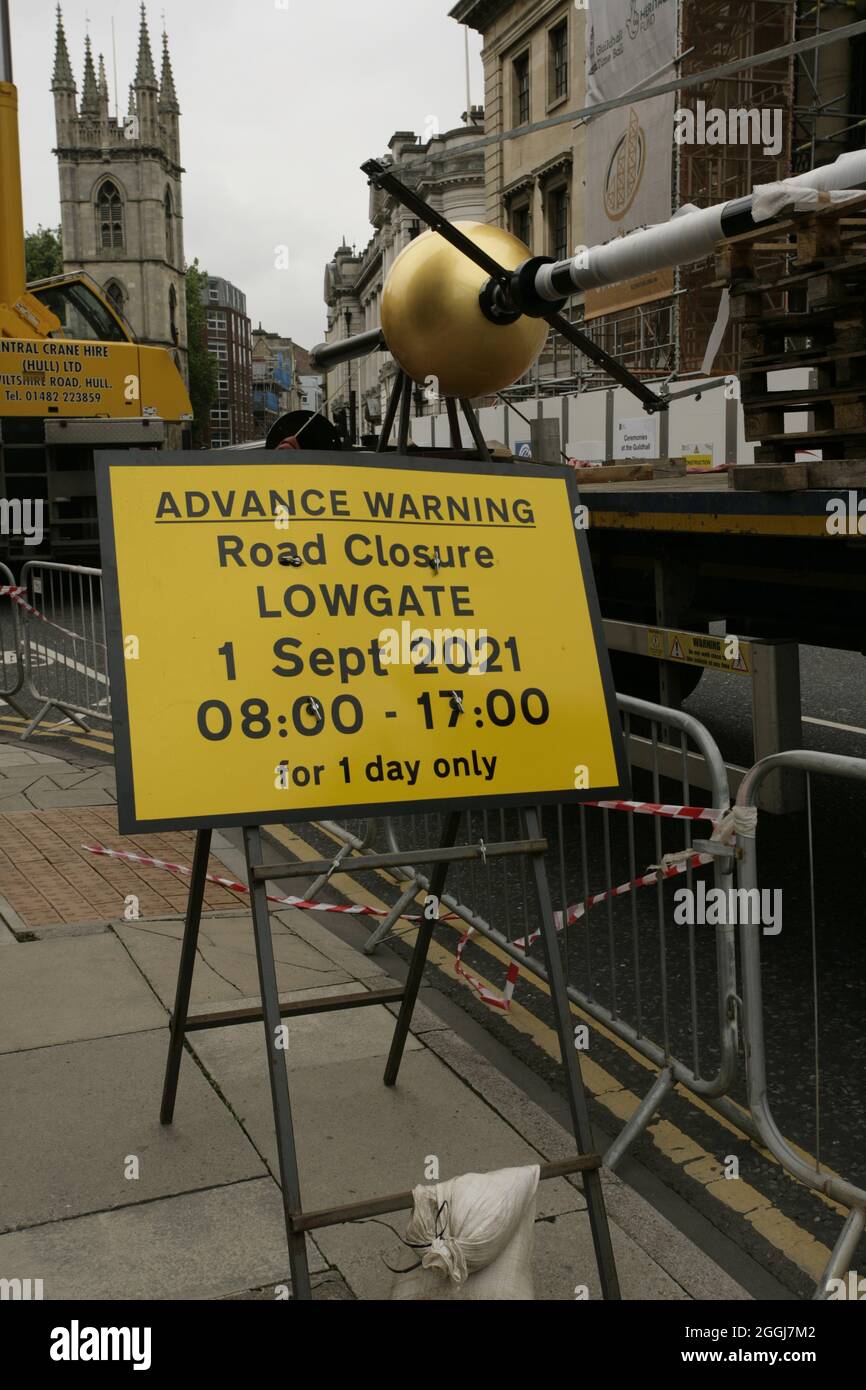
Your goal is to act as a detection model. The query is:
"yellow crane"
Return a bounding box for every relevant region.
[0,1,192,555]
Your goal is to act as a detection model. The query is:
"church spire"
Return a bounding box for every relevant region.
[51,5,75,91]
[97,52,110,122]
[80,35,99,115]
[159,29,179,113]
[134,4,158,88]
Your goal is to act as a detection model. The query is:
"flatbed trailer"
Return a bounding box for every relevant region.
[586,472,865,808]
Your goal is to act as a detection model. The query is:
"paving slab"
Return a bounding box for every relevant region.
[0,932,166,1051]
[115,914,355,1007]
[313,1201,691,1301]
[0,806,249,927]
[0,747,68,769]
[532,1208,691,1301]
[192,1040,583,1223]
[270,905,398,985]
[189,988,423,1081]
[0,1178,327,1300]
[0,1030,266,1231]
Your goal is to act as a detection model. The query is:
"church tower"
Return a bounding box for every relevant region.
[51,4,187,377]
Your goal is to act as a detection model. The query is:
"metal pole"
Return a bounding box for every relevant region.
[396,370,412,451]
[376,371,403,452]
[522,806,621,1299]
[160,828,211,1124]
[0,1,11,83]
[459,397,490,460]
[243,825,312,1300]
[384,810,462,1086]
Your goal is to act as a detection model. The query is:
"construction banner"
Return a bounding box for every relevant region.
[584,0,677,320]
[97,452,628,832]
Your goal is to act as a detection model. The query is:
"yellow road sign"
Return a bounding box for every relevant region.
[98,452,627,832]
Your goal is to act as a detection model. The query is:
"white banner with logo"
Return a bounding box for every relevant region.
[584,0,678,318]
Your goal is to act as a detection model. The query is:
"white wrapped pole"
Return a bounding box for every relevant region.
[533,147,866,302]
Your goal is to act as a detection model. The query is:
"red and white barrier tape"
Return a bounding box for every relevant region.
[0,585,94,646]
[455,929,520,1012]
[585,799,721,822]
[82,842,461,922]
[82,833,718,1016]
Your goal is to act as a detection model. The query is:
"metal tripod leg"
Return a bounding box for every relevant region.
[383,810,462,1086]
[458,397,490,460]
[160,827,211,1125]
[522,806,622,1300]
[244,826,312,1300]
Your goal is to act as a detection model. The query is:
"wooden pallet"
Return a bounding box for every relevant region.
[730,459,866,491]
[569,458,687,484]
[722,193,866,476]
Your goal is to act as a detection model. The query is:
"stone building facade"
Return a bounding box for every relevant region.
[449,1,584,262]
[323,113,486,436]
[51,5,188,378]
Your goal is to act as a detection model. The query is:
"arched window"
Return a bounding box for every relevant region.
[104,280,125,316]
[164,188,174,262]
[169,283,178,343]
[96,180,124,250]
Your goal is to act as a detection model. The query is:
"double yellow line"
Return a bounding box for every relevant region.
[0,712,113,758]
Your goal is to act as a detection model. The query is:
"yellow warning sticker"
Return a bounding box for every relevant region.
[647,629,751,674]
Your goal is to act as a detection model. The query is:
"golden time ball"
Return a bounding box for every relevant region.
[380,223,548,399]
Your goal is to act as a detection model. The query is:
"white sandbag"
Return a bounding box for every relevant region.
[391,1164,539,1301]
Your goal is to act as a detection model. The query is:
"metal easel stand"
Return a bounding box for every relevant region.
[159,810,621,1300]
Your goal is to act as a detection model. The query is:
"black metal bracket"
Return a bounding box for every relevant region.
[362,157,668,415]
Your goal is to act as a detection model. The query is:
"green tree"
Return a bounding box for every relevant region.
[185,259,218,446]
[24,225,63,282]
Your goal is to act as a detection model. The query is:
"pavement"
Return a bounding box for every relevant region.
[0,740,750,1301]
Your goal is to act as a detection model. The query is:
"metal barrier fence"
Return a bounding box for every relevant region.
[0,560,27,719]
[736,749,866,1299]
[324,694,741,1170]
[17,560,109,739]
[2,564,863,1292]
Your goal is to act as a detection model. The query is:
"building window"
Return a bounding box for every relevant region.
[169,284,178,344]
[96,180,124,250]
[104,280,125,315]
[164,188,174,262]
[208,342,228,362]
[208,285,219,301]
[207,311,226,332]
[510,202,531,249]
[548,185,569,262]
[513,52,530,127]
[549,22,568,102]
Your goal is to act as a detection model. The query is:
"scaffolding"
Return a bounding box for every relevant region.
[500,0,815,398]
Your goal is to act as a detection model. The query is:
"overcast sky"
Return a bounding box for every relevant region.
[12,0,484,348]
